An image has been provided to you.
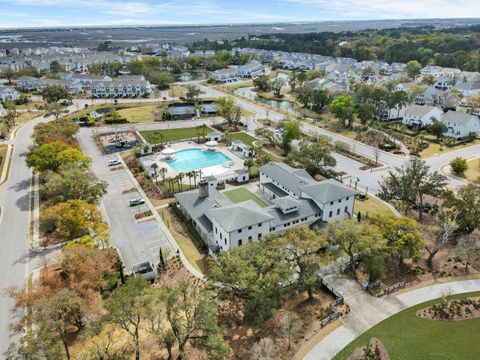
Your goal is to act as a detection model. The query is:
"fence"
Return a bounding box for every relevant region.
[319,277,344,328]
[341,253,407,296]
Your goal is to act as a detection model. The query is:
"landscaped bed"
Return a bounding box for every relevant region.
[223,187,268,208]
[140,126,215,144]
[334,291,480,360]
[157,207,209,274]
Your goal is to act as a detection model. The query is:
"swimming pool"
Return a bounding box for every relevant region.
[166,149,232,173]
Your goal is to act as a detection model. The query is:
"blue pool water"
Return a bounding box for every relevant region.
[166,149,231,173]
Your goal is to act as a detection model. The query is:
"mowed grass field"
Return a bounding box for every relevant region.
[117,105,158,123]
[335,291,480,360]
[465,158,480,182]
[140,126,214,144]
[223,187,267,208]
[353,195,394,217]
[229,132,257,146]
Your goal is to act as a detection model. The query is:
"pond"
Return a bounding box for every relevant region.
[173,72,207,82]
[234,87,301,117]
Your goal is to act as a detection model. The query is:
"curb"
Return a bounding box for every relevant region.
[0,144,14,185]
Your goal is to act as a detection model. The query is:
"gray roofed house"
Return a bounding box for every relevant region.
[441,110,480,139]
[175,162,357,253]
[402,104,443,127]
[455,76,480,96]
[260,162,316,197]
[206,200,273,232]
[301,179,358,205]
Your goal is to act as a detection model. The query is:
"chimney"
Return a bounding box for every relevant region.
[198,179,209,198]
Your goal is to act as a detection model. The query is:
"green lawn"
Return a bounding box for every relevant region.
[335,291,480,360]
[465,158,480,182]
[158,208,208,274]
[0,145,7,176]
[223,187,267,207]
[168,85,188,98]
[353,195,394,217]
[420,139,480,158]
[229,132,257,146]
[117,105,158,123]
[140,126,214,144]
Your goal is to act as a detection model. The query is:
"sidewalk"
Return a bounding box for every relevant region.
[303,277,480,360]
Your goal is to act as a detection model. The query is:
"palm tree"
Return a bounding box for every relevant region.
[159,167,167,183]
[186,171,193,188]
[200,124,208,142]
[158,133,165,148]
[151,163,159,183]
[223,130,231,146]
[244,158,254,177]
[193,171,198,187]
[178,173,185,192]
[196,125,201,142]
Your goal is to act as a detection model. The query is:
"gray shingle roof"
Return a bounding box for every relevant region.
[174,187,232,228]
[260,162,315,195]
[404,104,439,118]
[267,198,321,227]
[206,200,273,232]
[301,179,357,204]
[442,110,478,126]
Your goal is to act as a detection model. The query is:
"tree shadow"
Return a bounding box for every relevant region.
[15,194,30,212]
[9,178,30,193]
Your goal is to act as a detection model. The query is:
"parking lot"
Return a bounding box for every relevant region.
[80,128,172,273]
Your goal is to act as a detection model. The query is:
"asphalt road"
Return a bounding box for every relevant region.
[0,112,57,354]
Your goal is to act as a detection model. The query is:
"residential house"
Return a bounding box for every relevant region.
[441,110,480,139]
[17,76,43,92]
[212,68,238,83]
[41,79,82,95]
[0,86,20,102]
[175,162,356,253]
[237,60,264,78]
[455,75,480,96]
[434,76,454,91]
[90,79,151,98]
[402,104,444,127]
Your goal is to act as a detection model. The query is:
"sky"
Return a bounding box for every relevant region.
[0,0,479,28]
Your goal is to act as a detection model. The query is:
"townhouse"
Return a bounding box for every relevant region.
[212,68,239,83]
[237,60,264,78]
[90,79,152,98]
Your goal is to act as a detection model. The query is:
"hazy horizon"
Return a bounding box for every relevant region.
[1,0,480,29]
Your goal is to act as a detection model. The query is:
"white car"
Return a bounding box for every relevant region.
[108,159,121,166]
[129,198,145,207]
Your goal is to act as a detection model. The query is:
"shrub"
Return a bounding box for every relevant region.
[450,157,468,176]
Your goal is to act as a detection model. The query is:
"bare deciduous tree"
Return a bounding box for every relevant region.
[279,312,302,351]
[426,210,459,269]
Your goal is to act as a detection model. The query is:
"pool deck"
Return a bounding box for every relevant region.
[152,142,245,182]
